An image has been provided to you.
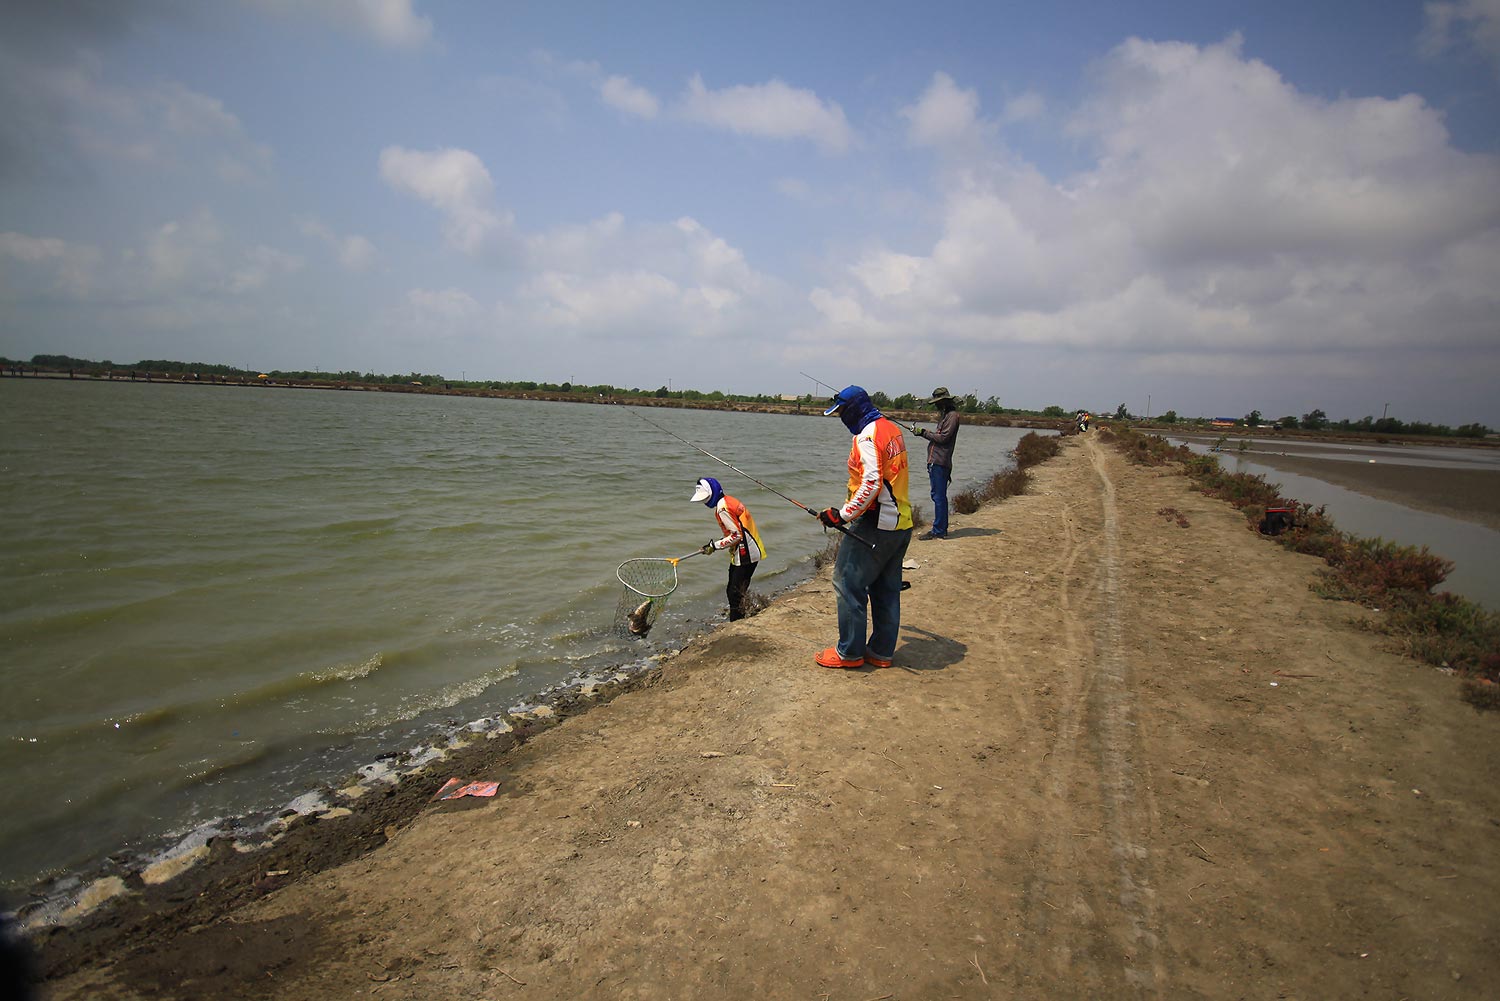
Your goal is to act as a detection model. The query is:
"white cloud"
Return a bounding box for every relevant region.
[300,219,377,271]
[136,211,303,295]
[775,177,812,200]
[851,250,924,299]
[1420,0,1500,69]
[338,235,377,271]
[408,286,480,323]
[491,212,787,355]
[809,287,865,325]
[0,232,70,263]
[144,212,223,289]
[228,245,303,293]
[804,33,1500,396]
[679,74,853,152]
[2,54,273,184]
[378,146,516,256]
[902,72,980,146]
[1069,36,1497,263]
[1002,91,1045,124]
[250,0,434,49]
[601,75,660,118]
[0,232,100,298]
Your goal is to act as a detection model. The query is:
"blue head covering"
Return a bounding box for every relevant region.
[693,476,724,507]
[823,385,882,434]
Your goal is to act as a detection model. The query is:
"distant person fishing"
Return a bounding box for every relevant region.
[914,387,961,540]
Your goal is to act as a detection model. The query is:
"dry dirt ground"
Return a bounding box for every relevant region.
[36,435,1500,1000]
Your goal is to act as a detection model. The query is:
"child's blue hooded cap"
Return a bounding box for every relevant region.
[823,385,882,434]
[690,477,724,506]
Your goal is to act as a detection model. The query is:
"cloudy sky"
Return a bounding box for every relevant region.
[2,1,1498,424]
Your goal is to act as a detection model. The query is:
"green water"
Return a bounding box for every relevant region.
[0,379,1038,892]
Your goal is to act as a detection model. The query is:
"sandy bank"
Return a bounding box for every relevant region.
[33,437,1500,1000]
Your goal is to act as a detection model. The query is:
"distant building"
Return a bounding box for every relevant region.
[1209,418,1237,428]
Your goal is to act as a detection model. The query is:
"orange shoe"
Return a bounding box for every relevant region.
[865,653,893,668]
[815,647,865,669]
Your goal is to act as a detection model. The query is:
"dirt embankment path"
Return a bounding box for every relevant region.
[42,436,1500,1000]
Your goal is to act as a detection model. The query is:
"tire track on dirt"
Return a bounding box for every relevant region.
[1013,445,1107,989]
[1087,437,1166,996]
[1011,439,1167,997]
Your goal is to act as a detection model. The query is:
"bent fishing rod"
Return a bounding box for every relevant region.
[629,408,876,549]
[798,371,921,434]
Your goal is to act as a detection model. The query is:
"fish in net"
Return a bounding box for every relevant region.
[615,551,703,637]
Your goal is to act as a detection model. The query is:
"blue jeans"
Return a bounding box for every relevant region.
[928,463,951,536]
[832,517,912,661]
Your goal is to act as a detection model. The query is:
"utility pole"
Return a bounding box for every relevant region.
[1382,402,1389,420]
[1147,394,1151,419]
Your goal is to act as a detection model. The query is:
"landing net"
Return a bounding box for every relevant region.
[615,557,683,637]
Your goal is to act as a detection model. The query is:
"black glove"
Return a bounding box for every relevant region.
[916,427,927,438]
[817,507,844,528]
[700,542,715,555]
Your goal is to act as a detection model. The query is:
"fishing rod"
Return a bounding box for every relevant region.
[798,371,921,434]
[629,408,876,549]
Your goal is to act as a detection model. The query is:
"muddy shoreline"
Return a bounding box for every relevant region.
[11,554,821,975]
[20,662,667,980]
[1167,431,1500,531]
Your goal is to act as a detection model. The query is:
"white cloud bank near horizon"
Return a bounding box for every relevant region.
[1,3,1497,425]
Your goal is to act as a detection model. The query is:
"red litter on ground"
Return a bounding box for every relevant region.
[432,777,500,801]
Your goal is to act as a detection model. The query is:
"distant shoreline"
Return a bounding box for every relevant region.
[1180,437,1500,533]
[0,366,1065,431]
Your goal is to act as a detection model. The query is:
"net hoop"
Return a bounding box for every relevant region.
[616,557,681,599]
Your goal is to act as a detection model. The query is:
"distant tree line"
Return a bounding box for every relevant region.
[1138,405,1489,439]
[7,354,1489,436]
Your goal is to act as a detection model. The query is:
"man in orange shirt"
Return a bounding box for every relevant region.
[815,385,913,669]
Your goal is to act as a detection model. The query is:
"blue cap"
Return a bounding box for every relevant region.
[823,385,864,416]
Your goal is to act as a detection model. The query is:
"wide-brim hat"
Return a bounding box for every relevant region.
[927,386,955,404]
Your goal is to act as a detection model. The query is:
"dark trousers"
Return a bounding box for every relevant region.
[727,561,757,620]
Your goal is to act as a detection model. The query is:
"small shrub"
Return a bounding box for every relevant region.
[1461,678,1500,711]
[1014,432,1062,468]
[740,591,772,617]
[1156,506,1190,528]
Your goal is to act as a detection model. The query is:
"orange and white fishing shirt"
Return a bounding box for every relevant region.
[709,495,765,566]
[839,417,913,531]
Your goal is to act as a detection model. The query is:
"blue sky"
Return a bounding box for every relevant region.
[2,0,1498,425]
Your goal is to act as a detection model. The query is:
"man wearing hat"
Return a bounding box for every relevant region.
[815,385,913,669]
[913,387,961,540]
